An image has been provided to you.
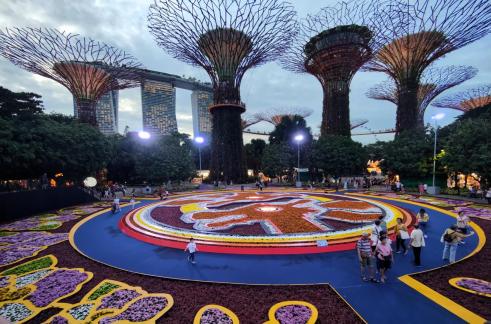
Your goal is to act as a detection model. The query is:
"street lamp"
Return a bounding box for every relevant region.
[194,136,204,172]
[294,133,304,187]
[431,113,445,193]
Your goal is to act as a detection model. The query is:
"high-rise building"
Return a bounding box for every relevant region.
[141,80,177,135]
[73,90,119,135]
[191,90,213,137]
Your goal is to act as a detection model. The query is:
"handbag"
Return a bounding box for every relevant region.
[400,230,410,240]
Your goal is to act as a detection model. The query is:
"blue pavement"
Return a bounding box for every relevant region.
[72,195,480,323]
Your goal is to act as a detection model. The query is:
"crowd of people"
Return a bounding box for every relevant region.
[356,210,475,283]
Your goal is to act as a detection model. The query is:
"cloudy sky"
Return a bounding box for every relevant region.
[0,0,490,144]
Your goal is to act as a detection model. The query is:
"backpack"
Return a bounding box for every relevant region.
[443,230,454,243]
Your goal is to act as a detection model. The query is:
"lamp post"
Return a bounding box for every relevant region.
[194,136,204,174]
[431,113,445,193]
[294,134,304,187]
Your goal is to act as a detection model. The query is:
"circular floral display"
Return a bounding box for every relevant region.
[449,277,491,297]
[120,192,410,254]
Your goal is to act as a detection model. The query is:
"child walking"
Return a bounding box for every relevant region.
[185,238,197,264]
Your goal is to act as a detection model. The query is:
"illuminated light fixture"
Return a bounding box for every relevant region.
[195,136,204,144]
[138,131,151,139]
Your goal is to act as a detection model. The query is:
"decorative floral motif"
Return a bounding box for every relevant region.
[0,303,32,322]
[99,296,169,323]
[15,269,52,288]
[27,269,90,307]
[0,286,31,302]
[88,282,121,301]
[1,255,55,276]
[193,304,239,324]
[50,315,69,324]
[67,303,94,320]
[275,305,312,324]
[265,301,318,324]
[0,277,10,288]
[97,289,141,310]
[449,277,491,297]
[455,206,491,221]
[0,233,67,266]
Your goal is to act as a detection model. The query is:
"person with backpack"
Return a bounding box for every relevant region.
[441,225,474,263]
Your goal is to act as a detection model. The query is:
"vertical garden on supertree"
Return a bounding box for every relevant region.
[366,65,477,127]
[0,28,142,126]
[148,0,296,182]
[432,85,491,114]
[280,1,378,136]
[365,0,491,135]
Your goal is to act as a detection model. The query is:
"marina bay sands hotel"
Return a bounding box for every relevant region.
[73,68,213,137]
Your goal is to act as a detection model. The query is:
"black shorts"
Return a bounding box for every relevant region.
[377,257,392,270]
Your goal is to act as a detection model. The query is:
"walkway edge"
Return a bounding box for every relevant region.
[398,275,487,324]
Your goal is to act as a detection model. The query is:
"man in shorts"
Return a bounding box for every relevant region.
[357,232,375,282]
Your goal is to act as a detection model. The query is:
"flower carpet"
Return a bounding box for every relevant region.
[0,191,489,323]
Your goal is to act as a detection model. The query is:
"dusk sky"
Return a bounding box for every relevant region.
[1,0,490,144]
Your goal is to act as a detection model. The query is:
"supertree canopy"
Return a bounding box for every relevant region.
[280,1,377,137]
[366,65,477,127]
[255,108,312,126]
[0,28,142,126]
[365,0,491,134]
[432,84,491,113]
[148,0,296,183]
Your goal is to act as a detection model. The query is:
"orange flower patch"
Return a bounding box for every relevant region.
[324,211,381,223]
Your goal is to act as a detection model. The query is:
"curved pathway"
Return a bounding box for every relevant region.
[70,192,484,323]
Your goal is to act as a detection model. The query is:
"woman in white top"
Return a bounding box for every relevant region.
[185,238,198,264]
[409,224,425,266]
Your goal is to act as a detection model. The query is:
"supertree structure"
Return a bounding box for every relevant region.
[0,28,142,126]
[365,0,491,134]
[241,115,261,130]
[366,65,477,127]
[280,1,378,137]
[350,118,368,130]
[255,108,312,126]
[432,85,491,112]
[148,0,296,183]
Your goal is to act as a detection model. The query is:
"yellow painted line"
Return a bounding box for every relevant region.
[305,195,332,202]
[180,203,204,213]
[399,275,487,324]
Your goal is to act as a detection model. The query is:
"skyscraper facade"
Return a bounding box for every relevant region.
[141,80,178,135]
[73,90,119,135]
[191,90,213,137]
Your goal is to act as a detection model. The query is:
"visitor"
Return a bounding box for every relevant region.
[378,215,387,233]
[259,182,264,191]
[395,218,409,255]
[456,211,470,244]
[165,190,169,199]
[409,224,425,266]
[158,187,164,200]
[375,235,393,283]
[441,225,474,263]
[370,220,383,252]
[185,238,197,264]
[418,183,424,195]
[130,195,136,210]
[486,188,491,204]
[416,208,429,238]
[423,183,428,194]
[113,197,120,213]
[357,232,374,282]
[395,181,401,192]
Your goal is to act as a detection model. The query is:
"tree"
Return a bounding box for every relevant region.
[244,139,266,174]
[269,115,312,146]
[261,143,294,181]
[380,131,433,180]
[442,119,491,188]
[311,136,367,178]
[0,114,111,181]
[0,86,44,118]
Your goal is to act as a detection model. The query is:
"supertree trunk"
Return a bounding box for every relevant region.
[209,105,246,183]
[396,80,420,134]
[320,80,351,136]
[76,98,97,126]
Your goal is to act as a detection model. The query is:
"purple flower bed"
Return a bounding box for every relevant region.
[99,296,168,323]
[0,276,10,288]
[457,278,491,295]
[0,246,40,266]
[455,206,491,220]
[275,305,312,324]
[27,269,89,307]
[199,307,233,324]
[0,232,47,245]
[97,289,141,310]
